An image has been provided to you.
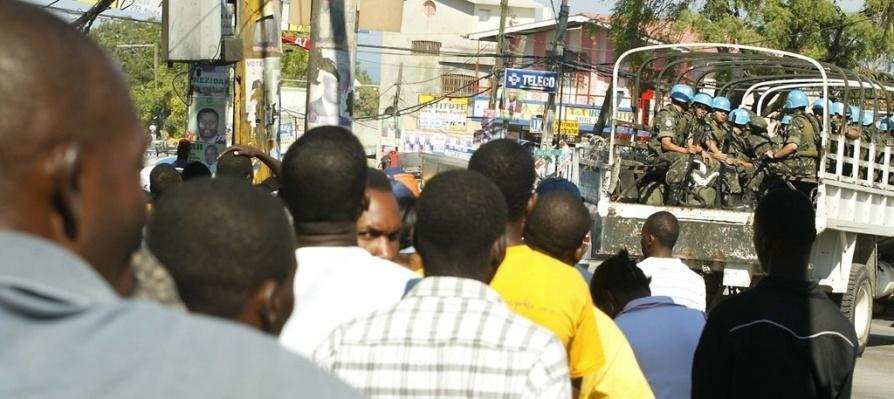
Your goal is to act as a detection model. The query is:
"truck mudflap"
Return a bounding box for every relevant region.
[599,214,758,266]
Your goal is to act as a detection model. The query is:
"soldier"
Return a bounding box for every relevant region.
[747,90,820,195]
[707,97,738,206]
[724,110,772,207]
[647,84,698,202]
[708,96,733,158]
[811,98,827,119]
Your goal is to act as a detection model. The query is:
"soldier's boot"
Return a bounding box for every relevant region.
[732,189,758,210]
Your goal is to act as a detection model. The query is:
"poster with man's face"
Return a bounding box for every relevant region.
[189,142,226,170]
[188,96,227,144]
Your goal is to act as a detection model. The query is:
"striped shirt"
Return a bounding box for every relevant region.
[313,276,571,399]
[637,257,706,312]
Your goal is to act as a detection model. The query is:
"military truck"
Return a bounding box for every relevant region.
[595,43,894,353]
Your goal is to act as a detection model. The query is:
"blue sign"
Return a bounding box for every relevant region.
[503,68,558,92]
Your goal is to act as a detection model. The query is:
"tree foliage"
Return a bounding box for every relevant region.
[611,0,894,70]
[90,20,190,138]
[281,36,310,83]
[354,67,379,118]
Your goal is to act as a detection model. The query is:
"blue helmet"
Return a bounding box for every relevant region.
[785,90,809,109]
[781,115,792,125]
[831,102,845,116]
[860,111,874,126]
[849,106,859,124]
[731,109,751,126]
[692,92,714,108]
[669,84,695,104]
[712,96,732,112]
[811,98,826,111]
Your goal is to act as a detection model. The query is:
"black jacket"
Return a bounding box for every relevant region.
[692,275,858,399]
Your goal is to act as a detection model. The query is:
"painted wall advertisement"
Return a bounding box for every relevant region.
[417,95,468,131]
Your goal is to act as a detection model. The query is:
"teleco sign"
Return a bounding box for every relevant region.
[503,68,558,92]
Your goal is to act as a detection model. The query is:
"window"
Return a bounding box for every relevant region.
[441,74,477,96]
[479,9,491,23]
[412,40,441,55]
[423,1,437,17]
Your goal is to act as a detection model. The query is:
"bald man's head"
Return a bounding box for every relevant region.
[523,191,591,265]
[0,1,148,294]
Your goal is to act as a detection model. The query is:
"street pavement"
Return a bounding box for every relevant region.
[853,312,894,398]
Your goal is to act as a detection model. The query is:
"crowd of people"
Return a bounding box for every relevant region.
[0,2,861,398]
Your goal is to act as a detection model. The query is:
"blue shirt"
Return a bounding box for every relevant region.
[615,295,706,399]
[0,231,363,399]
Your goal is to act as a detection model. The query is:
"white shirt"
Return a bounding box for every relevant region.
[313,276,571,398]
[637,256,706,312]
[279,246,418,356]
[615,296,706,399]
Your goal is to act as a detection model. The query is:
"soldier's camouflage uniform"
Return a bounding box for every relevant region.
[748,109,818,192]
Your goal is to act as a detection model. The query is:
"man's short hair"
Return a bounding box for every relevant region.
[468,139,535,221]
[147,178,296,318]
[181,162,211,181]
[524,191,591,256]
[176,140,192,159]
[279,126,367,223]
[755,189,816,251]
[149,163,181,197]
[415,170,507,276]
[590,249,651,298]
[367,168,392,192]
[217,152,253,180]
[643,211,680,249]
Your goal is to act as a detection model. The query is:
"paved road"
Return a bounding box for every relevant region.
[853,315,894,398]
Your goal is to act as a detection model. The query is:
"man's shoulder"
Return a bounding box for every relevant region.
[501,248,589,290]
[297,247,416,282]
[11,299,361,397]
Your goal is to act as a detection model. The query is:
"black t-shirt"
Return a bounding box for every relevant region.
[692,275,857,399]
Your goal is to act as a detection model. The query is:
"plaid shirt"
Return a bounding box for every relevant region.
[313,276,571,398]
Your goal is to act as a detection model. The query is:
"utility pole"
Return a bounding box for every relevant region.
[487,0,509,122]
[541,0,571,148]
[392,63,403,122]
[305,0,357,130]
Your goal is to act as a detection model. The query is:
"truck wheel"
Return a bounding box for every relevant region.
[840,263,872,355]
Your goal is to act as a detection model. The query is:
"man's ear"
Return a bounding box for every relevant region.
[573,245,586,264]
[487,235,508,281]
[360,189,371,213]
[525,192,538,217]
[257,280,282,335]
[48,145,82,243]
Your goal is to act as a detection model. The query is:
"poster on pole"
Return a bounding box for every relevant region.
[189,96,228,145]
[188,141,227,171]
[191,64,230,96]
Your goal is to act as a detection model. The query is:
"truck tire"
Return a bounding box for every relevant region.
[840,263,873,355]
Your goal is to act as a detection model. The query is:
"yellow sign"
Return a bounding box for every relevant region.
[557,120,580,136]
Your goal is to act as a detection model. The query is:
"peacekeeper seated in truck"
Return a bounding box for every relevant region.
[746,90,820,197]
[720,109,773,207]
[644,86,721,206]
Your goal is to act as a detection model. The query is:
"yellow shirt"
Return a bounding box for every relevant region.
[490,245,603,378]
[581,307,654,399]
